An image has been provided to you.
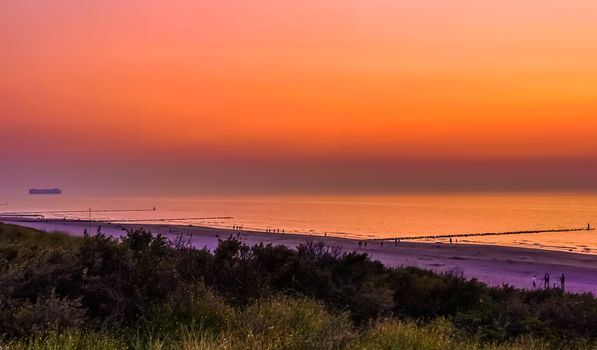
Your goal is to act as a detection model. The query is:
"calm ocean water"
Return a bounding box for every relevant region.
[2,194,597,253]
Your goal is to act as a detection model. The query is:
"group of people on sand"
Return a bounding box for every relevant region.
[357,237,460,248]
[532,273,566,292]
[232,225,286,234]
[357,238,407,248]
[265,228,284,233]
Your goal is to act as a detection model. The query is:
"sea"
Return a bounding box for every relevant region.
[1,193,596,254]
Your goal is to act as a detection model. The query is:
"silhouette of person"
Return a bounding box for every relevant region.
[532,275,536,289]
[560,273,565,292]
[544,273,550,289]
[358,241,362,248]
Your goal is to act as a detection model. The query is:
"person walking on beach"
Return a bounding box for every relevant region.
[532,275,536,289]
[560,273,566,292]
[544,273,550,289]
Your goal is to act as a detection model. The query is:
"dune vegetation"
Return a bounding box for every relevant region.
[1,223,597,349]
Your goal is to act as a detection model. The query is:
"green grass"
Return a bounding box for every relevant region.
[2,296,580,350]
[1,319,562,350]
[3,331,126,350]
[0,223,79,248]
[353,319,557,350]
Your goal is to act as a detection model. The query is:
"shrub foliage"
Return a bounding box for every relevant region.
[1,223,596,349]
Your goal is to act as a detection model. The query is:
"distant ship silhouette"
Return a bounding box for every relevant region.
[29,188,62,195]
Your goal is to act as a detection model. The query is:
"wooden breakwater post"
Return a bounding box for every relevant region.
[0,207,157,215]
[94,216,234,223]
[0,215,234,224]
[0,207,158,222]
[370,225,596,242]
[0,207,157,216]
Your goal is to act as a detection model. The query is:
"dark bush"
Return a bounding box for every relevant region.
[2,291,86,337]
[3,222,597,346]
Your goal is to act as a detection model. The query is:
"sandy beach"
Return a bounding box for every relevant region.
[3,218,597,295]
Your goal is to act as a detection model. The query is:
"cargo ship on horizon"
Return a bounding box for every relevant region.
[28,188,62,195]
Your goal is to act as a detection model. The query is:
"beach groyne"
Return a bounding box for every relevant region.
[371,226,595,242]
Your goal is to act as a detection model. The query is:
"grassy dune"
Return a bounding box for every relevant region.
[5,298,554,350]
[0,223,596,349]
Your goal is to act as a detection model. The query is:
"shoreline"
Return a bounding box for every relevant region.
[3,218,597,294]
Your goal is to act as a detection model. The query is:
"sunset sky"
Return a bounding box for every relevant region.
[2,0,597,194]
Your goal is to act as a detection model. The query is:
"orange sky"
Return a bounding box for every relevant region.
[2,1,597,193]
